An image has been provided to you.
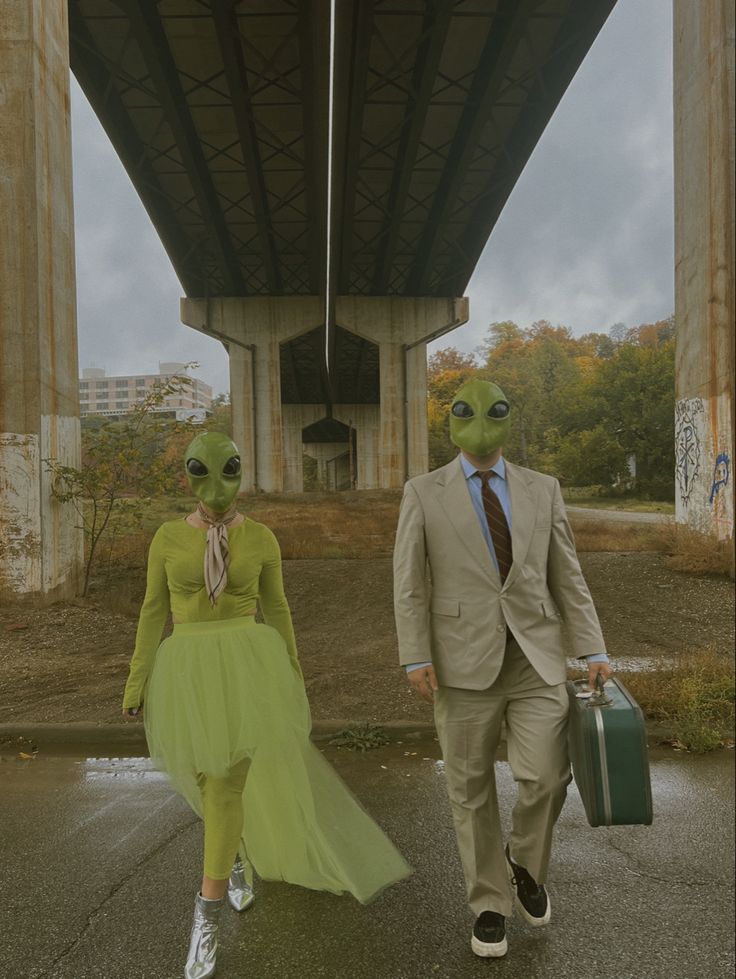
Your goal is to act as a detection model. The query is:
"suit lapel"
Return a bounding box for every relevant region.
[436,456,499,585]
[504,461,536,589]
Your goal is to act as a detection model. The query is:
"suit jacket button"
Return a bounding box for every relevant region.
[496,624,506,633]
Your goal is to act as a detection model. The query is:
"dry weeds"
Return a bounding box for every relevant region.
[225,490,401,559]
[659,524,733,576]
[96,492,732,579]
[622,647,735,751]
[570,519,672,553]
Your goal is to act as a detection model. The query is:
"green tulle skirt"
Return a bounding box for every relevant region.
[144,617,411,903]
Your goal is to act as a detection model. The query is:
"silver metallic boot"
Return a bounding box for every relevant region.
[227,857,255,912]
[185,893,224,979]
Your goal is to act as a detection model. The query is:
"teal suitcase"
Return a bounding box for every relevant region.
[566,677,653,827]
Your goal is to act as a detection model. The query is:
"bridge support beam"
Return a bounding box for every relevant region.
[673,0,735,554]
[182,295,468,493]
[181,297,324,493]
[0,0,83,602]
[334,297,469,488]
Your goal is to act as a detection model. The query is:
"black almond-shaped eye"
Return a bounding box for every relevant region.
[451,401,474,419]
[186,458,208,477]
[222,455,241,477]
[488,401,510,419]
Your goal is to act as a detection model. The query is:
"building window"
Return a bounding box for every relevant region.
[116,401,126,409]
[97,403,109,410]
[80,381,89,390]
[116,380,128,389]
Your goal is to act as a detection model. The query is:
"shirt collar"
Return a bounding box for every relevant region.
[460,453,506,481]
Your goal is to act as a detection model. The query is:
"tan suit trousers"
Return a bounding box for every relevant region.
[434,637,571,917]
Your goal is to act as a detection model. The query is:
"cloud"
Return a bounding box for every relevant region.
[71,80,230,392]
[440,0,675,355]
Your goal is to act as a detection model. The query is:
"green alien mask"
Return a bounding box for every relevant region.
[184,431,242,513]
[449,380,511,457]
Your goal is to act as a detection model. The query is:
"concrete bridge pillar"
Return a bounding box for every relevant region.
[335,297,469,488]
[673,0,735,550]
[181,297,324,493]
[0,0,83,602]
[181,295,468,493]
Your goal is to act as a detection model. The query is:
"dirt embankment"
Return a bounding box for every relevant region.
[1,552,733,726]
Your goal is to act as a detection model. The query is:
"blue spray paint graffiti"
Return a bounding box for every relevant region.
[709,453,730,505]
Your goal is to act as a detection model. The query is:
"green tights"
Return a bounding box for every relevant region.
[196,757,251,880]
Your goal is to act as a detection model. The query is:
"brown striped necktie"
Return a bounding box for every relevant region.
[478,470,513,582]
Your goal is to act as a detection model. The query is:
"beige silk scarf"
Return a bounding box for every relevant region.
[197,503,238,605]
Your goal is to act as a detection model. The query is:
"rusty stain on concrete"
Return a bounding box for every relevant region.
[0,2,83,601]
[673,0,734,551]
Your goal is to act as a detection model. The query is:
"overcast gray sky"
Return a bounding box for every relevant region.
[71,0,674,396]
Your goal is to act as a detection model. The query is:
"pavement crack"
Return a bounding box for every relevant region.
[34,808,199,978]
[603,835,718,887]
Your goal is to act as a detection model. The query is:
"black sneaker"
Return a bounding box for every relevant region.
[505,846,551,926]
[471,911,508,958]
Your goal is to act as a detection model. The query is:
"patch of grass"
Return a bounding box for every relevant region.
[570,519,673,553]
[90,575,143,619]
[328,723,390,751]
[80,490,402,571]
[86,491,732,575]
[622,648,735,752]
[236,490,402,559]
[570,518,734,574]
[660,524,733,577]
[562,487,674,514]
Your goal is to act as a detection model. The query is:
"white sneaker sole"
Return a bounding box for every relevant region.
[514,896,551,927]
[471,934,508,958]
[506,860,551,927]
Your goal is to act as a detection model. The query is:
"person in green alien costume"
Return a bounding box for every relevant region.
[122,431,410,979]
[393,379,612,960]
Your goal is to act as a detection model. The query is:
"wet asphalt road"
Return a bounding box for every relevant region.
[2,739,733,979]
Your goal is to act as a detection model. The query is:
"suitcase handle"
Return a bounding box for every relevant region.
[588,673,613,708]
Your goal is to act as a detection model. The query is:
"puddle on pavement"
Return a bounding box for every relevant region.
[567,655,676,673]
[81,756,168,783]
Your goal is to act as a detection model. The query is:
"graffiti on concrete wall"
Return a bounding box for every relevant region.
[675,394,733,542]
[709,452,732,540]
[675,398,704,505]
[709,453,731,504]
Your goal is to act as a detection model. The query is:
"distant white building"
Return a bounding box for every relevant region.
[79,363,213,419]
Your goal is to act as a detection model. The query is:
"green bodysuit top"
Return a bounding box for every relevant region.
[122,518,299,709]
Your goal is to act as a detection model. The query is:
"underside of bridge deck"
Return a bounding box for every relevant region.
[64,0,616,493]
[68,0,616,308]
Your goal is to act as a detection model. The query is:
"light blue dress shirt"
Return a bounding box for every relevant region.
[404,454,608,673]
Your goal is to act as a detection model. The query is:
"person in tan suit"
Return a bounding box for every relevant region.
[393,379,613,958]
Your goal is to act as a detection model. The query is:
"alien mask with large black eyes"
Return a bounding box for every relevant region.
[449,380,511,457]
[184,431,242,513]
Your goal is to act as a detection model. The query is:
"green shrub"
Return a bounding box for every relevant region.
[624,648,735,752]
[328,723,390,751]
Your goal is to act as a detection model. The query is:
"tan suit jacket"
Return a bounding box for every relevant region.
[393,455,606,689]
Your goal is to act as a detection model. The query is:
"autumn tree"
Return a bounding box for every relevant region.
[429,315,675,498]
[207,392,233,435]
[45,372,197,595]
[585,340,675,497]
[476,320,586,468]
[550,323,675,495]
[426,347,479,468]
